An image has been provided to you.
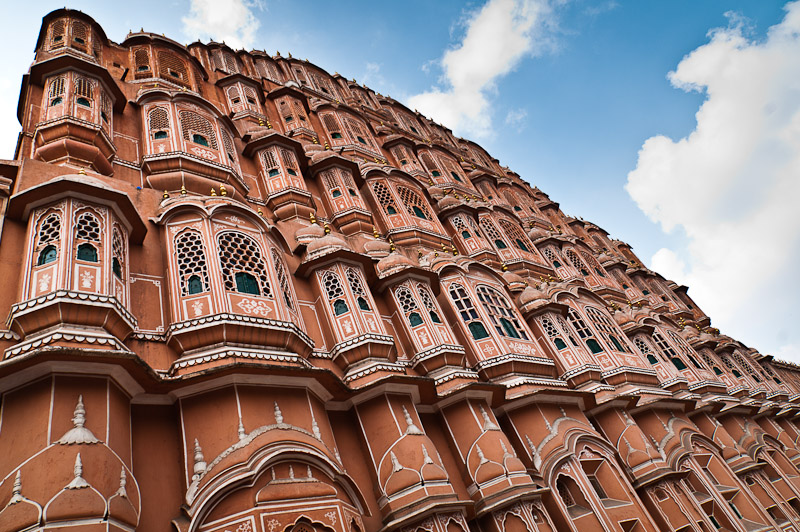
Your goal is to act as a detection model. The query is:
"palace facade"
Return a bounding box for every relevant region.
[1,8,800,532]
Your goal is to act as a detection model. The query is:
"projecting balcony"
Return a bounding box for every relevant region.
[33,116,116,175]
[142,151,248,197]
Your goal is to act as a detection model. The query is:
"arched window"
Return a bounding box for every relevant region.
[397,186,433,221]
[720,354,743,379]
[652,330,686,371]
[321,168,360,205]
[371,181,398,215]
[133,48,150,73]
[49,19,65,48]
[217,232,271,297]
[449,284,489,340]
[175,230,210,296]
[499,219,533,253]
[75,212,101,263]
[71,21,88,49]
[479,217,507,250]
[35,213,61,266]
[271,249,296,311]
[585,306,630,353]
[396,287,423,327]
[668,330,704,370]
[346,268,371,311]
[541,247,562,269]
[567,308,603,354]
[322,113,344,141]
[476,285,529,340]
[417,283,443,323]
[221,128,237,166]
[180,111,218,149]
[112,228,124,280]
[581,251,607,278]
[634,337,659,365]
[158,51,189,86]
[322,271,348,315]
[47,76,65,107]
[565,249,590,276]
[451,215,472,239]
[148,107,170,139]
[539,316,571,351]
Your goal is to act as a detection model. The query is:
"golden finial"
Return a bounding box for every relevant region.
[258,119,265,126]
[313,136,319,144]
[210,188,217,196]
[441,243,447,253]
[418,249,423,259]
[428,178,434,186]
[501,263,508,272]
[451,245,458,256]
[181,184,187,195]
[257,207,264,216]
[310,212,317,224]
[163,190,169,199]
[78,168,86,175]
[220,184,227,196]
[324,141,330,150]
[323,223,331,234]
[266,119,272,129]
[372,226,380,239]
[388,238,395,252]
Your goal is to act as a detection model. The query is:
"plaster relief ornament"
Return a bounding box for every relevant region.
[476,444,488,465]
[274,401,284,425]
[422,444,434,464]
[238,417,246,440]
[57,395,101,444]
[402,405,423,435]
[38,273,51,292]
[67,453,90,489]
[311,410,322,440]
[479,404,500,431]
[390,451,403,472]
[192,300,204,316]
[80,271,94,288]
[116,467,128,498]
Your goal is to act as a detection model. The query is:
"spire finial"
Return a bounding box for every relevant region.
[311,410,322,439]
[193,439,207,480]
[274,401,284,425]
[57,395,100,444]
[390,451,403,472]
[479,404,499,431]
[67,453,90,489]
[402,405,423,435]
[116,467,128,498]
[476,444,488,464]
[238,417,246,440]
[9,470,23,504]
[421,444,434,464]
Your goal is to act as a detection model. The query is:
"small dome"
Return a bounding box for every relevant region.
[306,233,350,258]
[518,285,546,306]
[363,238,391,259]
[612,307,635,327]
[295,223,325,245]
[528,226,548,241]
[502,271,527,292]
[437,195,460,209]
[376,251,414,278]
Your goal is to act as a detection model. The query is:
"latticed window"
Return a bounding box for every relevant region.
[257,60,281,82]
[47,76,65,107]
[652,330,686,371]
[226,86,241,107]
[635,337,659,365]
[479,217,507,250]
[581,251,607,278]
[542,247,562,268]
[540,316,569,350]
[217,232,271,297]
[565,249,590,276]
[134,48,150,73]
[451,215,472,239]
[158,51,189,86]
[720,354,743,378]
[346,268,371,311]
[260,147,280,177]
[733,351,762,383]
[100,94,111,125]
[50,19,66,48]
[277,97,307,129]
[556,478,576,507]
[180,111,217,149]
[321,168,358,200]
[112,228,124,280]
[176,230,209,295]
[36,213,61,266]
[279,148,298,176]
[396,286,423,327]
[699,349,724,376]
[556,315,581,348]
[344,117,376,149]
[322,113,344,141]
[585,306,629,353]
[221,128,237,166]
[449,283,489,340]
[75,212,101,262]
[72,21,88,49]
[398,186,433,220]
[667,330,704,369]
[243,86,258,110]
[371,182,397,214]
[271,249,295,311]
[417,283,443,323]
[223,52,239,74]
[567,308,603,354]
[391,145,417,169]
[322,270,348,315]
[499,219,532,253]
[476,285,529,340]
[148,107,170,138]
[75,77,93,104]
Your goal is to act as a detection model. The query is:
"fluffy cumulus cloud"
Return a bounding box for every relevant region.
[626,3,800,359]
[408,0,559,138]
[182,0,262,49]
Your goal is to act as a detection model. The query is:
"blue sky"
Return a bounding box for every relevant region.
[1,0,797,360]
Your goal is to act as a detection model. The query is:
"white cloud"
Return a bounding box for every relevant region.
[408,0,560,138]
[626,2,800,360]
[504,107,529,132]
[182,0,262,49]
